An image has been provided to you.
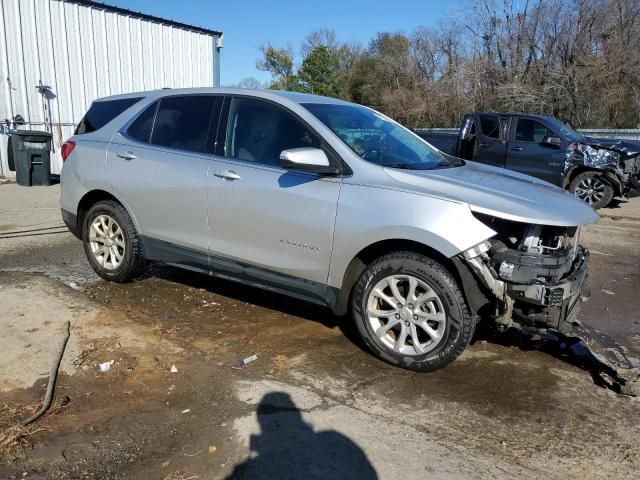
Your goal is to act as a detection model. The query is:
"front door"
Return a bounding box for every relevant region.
[507,118,566,185]
[206,96,342,298]
[106,95,221,254]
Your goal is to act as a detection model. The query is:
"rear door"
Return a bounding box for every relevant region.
[106,95,221,254]
[206,96,342,295]
[506,117,566,185]
[473,113,508,168]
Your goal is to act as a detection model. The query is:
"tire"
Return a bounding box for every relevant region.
[569,171,614,209]
[351,251,475,372]
[82,200,147,282]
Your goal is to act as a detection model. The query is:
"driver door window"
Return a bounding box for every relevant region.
[514,119,554,143]
[224,97,321,166]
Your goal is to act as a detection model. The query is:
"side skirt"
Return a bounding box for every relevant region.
[141,236,339,311]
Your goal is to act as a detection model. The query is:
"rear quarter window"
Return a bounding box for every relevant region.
[75,97,143,135]
[126,102,158,143]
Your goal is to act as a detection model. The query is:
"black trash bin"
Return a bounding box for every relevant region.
[11,130,53,186]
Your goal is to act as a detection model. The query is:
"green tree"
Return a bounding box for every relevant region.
[298,46,341,97]
[256,44,299,91]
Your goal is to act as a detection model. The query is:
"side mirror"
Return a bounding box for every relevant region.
[279,148,339,174]
[543,136,562,147]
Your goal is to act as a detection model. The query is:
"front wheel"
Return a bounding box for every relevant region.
[569,171,614,209]
[351,251,475,372]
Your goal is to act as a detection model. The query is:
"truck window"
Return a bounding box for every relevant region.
[76,97,142,134]
[479,115,500,139]
[514,119,554,143]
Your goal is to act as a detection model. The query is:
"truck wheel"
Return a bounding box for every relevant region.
[569,172,614,209]
[351,251,475,372]
[82,200,147,282]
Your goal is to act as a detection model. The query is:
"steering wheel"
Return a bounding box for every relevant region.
[362,148,381,162]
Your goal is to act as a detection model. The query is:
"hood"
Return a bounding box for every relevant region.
[383,161,599,227]
[581,137,640,158]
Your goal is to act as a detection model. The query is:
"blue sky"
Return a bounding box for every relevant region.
[107,0,458,86]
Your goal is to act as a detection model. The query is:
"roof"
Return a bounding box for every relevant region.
[269,90,353,105]
[62,0,223,37]
[475,112,553,120]
[97,88,355,106]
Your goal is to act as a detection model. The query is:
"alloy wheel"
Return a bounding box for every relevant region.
[575,177,606,205]
[366,274,447,356]
[89,214,126,270]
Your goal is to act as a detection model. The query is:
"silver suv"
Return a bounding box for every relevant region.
[60,88,598,372]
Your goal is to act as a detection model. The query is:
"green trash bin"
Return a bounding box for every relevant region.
[11,130,53,186]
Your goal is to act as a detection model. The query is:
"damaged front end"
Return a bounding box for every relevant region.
[459,213,640,394]
[565,139,640,196]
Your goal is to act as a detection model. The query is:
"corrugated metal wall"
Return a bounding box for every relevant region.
[0,0,218,177]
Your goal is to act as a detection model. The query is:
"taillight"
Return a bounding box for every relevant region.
[61,140,76,161]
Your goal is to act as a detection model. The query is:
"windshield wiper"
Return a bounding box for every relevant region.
[383,163,414,169]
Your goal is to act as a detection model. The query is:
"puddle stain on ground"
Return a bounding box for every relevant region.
[1,269,639,478]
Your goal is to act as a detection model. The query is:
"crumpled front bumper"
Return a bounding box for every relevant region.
[507,247,589,332]
[464,245,590,332]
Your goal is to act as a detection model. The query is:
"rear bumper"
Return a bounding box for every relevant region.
[61,209,81,239]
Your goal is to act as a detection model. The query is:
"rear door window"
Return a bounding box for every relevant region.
[76,97,142,134]
[150,96,218,154]
[126,102,158,143]
[479,114,501,139]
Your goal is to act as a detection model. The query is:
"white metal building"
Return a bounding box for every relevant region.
[0,0,223,177]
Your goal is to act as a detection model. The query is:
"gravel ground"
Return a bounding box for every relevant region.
[0,183,638,479]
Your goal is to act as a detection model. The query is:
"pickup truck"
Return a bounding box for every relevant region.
[416,112,640,209]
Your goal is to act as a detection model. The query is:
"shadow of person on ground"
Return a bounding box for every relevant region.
[226,392,378,480]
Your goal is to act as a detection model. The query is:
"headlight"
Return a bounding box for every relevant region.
[578,144,620,166]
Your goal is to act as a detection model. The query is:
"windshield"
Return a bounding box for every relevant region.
[547,117,583,142]
[302,103,458,169]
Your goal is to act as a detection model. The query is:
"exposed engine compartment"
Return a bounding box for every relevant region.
[460,213,639,396]
[465,213,587,332]
[475,213,579,285]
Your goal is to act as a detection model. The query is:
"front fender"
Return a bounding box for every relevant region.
[327,183,496,289]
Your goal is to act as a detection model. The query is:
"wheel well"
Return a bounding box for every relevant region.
[564,166,621,195]
[76,190,120,239]
[334,239,455,316]
[564,166,592,189]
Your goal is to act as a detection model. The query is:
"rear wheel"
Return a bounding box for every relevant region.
[351,251,475,372]
[82,200,147,282]
[569,171,614,209]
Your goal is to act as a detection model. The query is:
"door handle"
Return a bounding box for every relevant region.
[116,151,136,160]
[213,170,241,181]
[478,143,489,148]
[511,147,523,151]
